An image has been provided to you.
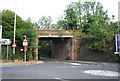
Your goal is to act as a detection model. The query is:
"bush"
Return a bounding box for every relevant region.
[89,41,106,52]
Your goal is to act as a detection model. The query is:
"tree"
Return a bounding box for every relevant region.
[88,22,108,52]
[49,24,63,30]
[38,16,52,30]
[2,10,37,46]
[57,1,109,32]
[2,10,24,40]
[16,17,37,46]
[64,8,78,30]
[56,1,120,61]
[2,10,37,60]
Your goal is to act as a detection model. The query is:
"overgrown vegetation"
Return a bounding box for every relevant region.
[2,10,37,60]
[56,1,119,62]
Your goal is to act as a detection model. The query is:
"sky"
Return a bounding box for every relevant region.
[0,0,119,23]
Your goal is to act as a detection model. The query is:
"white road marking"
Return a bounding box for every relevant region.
[83,70,119,77]
[70,63,82,65]
[54,77,62,80]
[54,77,70,81]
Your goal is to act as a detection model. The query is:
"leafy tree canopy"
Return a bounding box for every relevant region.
[57,1,110,32]
[2,10,37,47]
[37,16,52,30]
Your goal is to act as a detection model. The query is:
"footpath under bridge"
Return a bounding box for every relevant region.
[34,30,80,60]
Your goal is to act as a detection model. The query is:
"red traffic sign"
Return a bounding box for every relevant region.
[12,43,16,47]
[23,38,28,42]
[23,38,28,46]
[24,46,28,51]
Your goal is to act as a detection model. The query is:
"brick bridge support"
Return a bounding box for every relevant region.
[34,30,80,60]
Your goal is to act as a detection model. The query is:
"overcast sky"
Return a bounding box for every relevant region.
[0,0,119,23]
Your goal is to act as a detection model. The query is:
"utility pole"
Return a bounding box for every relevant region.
[12,0,17,61]
[13,10,16,59]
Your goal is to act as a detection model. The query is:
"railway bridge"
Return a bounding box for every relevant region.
[34,30,80,60]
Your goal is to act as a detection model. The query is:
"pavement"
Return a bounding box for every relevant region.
[0,60,44,67]
[44,59,119,67]
[65,60,119,67]
[0,59,119,67]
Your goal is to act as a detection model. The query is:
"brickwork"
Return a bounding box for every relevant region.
[35,30,80,60]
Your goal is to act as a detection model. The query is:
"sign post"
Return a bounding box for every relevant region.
[114,34,120,56]
[7,45,8,61]
[0,38,11,61]
[23,35,28,62]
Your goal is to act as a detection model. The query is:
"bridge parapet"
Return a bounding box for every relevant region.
[37,30,79,36]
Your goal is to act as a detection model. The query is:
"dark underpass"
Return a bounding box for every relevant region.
[38,37,72,60]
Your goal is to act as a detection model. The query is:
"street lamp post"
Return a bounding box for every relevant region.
[12,10,17,61]
[12,0,17,61]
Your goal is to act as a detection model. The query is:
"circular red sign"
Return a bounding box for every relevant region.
[12,43,16,47]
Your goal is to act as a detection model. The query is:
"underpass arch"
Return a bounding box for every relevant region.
[34,30,80,60]
[38,36,73,60]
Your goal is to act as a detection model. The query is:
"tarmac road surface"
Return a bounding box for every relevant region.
[1,61,119,80]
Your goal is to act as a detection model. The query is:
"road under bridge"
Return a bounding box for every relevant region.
[34,30,80,60]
